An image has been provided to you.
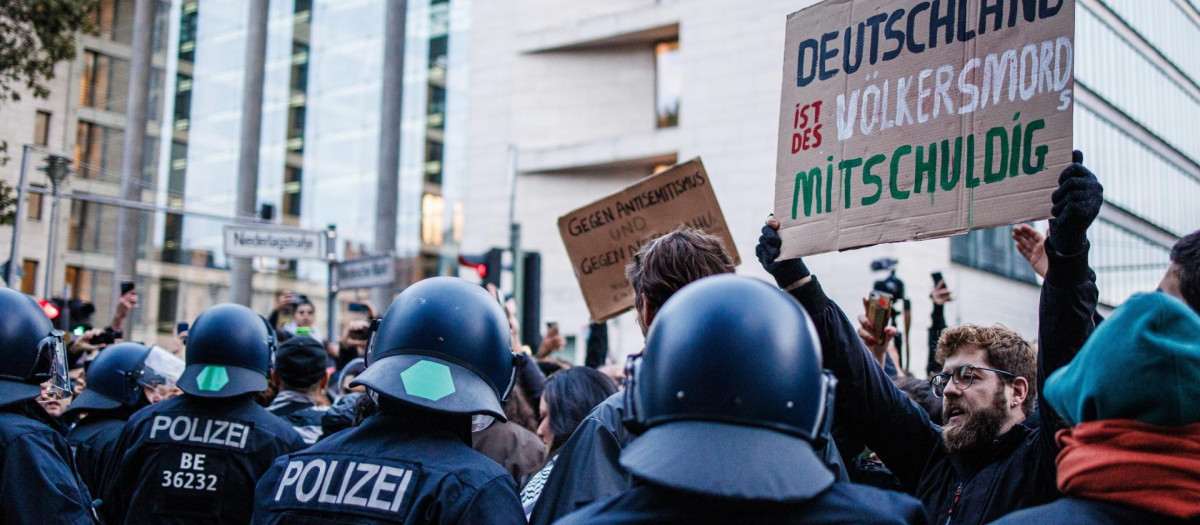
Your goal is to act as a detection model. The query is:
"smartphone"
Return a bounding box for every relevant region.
[176,322,188,334]
[120,281,136,295]
[866,291,894,342]
[348,302,369,313]
[931,272,944,287]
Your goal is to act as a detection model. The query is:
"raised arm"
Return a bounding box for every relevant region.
[757,219,940,489]
[1037,150,1102,433]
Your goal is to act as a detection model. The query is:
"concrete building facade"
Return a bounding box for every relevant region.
[462,0,1200,375]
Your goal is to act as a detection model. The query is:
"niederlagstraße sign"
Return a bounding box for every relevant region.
[336,254,397,290]
[223,225,328,260]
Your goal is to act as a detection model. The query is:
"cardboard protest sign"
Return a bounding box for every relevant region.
[775,0,1074,257]
[558,158,740,322]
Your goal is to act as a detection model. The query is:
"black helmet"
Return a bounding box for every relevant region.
[177,303,275,398]
[621,275,836,501]
[0,288,70,407]
[352,277,517,428]
[64,342,152,415]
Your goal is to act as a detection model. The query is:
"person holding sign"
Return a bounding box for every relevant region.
[756,151,1103,524]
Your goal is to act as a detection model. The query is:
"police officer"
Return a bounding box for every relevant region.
[252,276,526,524]
[0,287,97,524]
[65,342,177,497]
[558,275,929,524]
[101,304,306,524]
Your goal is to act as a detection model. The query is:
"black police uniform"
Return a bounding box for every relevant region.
[0,287,96,524]
[1,401,98,525]
[65,342,162,497]
[102,394,306,524]
[68,407,130,497]
[559,275,927,525]
[253,411,524,524]
[252,277,526,525]
[558,480,928,525]
[99,303,307,524]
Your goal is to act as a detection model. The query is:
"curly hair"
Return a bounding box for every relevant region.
[935,324,1037,415]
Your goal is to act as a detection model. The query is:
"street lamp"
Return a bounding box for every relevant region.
[41,154,72,299]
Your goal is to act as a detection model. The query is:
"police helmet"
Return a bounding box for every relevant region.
[352,277,517,429]
[621,275,836,500]
[64,342,152,415]
[177,303,275,398]
[0,288,70,407]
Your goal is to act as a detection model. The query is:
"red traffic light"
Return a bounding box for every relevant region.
[38,299,61,319]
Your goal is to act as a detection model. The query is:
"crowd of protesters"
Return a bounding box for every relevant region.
[1,148,1198,524]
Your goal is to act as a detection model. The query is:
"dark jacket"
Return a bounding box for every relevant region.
[472,420,546,485]
[557,480,929,524]
[267,390,330,445]
[101,394,307,524]
[527,392,629,525]
[989,497,1192,525]
[530,377,850,525]
[67,409,130,500]
[789,244,1096,525]
[0,400,97,525]
[251,412,525,525]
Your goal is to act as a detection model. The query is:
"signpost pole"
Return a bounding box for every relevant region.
[325,225,338,348]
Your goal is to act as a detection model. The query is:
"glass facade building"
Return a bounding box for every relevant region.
[954,0,1200,307]
[56,0,469,343]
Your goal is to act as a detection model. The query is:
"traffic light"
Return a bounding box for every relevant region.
[38,297,69,331]
[458,248,503,288]
[68,299,96,332]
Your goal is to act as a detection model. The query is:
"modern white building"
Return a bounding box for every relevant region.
[462,0,1200,375]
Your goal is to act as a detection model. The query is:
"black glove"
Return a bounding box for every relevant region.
[1048,150,1103,255]
[756,219,811,288]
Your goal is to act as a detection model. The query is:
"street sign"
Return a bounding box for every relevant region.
[223,225,328,260]
[336,253,397,290]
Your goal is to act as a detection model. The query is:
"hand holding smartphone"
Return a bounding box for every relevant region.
[865,291,894,342]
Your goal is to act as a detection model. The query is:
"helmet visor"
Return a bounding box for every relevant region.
[40,330,71,397]
[138,346,185,388]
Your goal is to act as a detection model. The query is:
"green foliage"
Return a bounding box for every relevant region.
[0,0,97,104]
[0,179,16,226]
[0,0,95,221]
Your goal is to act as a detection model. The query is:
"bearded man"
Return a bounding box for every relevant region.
[756,150,1102,525]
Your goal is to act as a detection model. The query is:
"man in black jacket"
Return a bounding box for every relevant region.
[756,150,1102,524]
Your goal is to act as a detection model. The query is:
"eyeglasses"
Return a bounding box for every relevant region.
[929,364,1016,398]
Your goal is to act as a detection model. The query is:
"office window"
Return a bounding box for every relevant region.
[421,193,446,246]
[26,184,44,220]
[655,40,681,128]
[283,167,302,217]
[156,278,180,333]
[424,139,443,185]
[74,121,123,181]
[65,266,95,302]
[91,0,117,40]
[950,225,1039,285]
[20,260,38,295]
[1090,220,1172,307]
[33,111,51,146]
